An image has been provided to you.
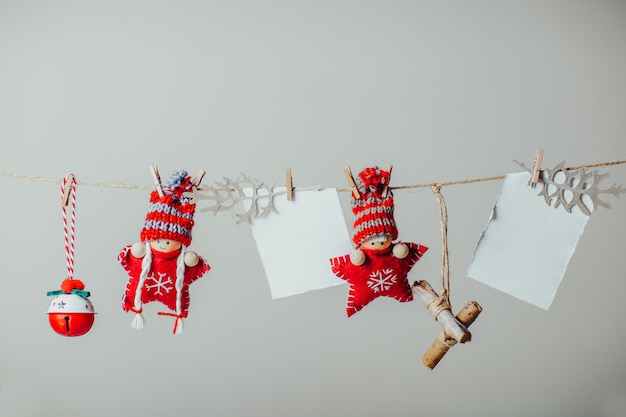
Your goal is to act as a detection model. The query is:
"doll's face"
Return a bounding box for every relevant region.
[150,239,182,253]
[361,236,392,250]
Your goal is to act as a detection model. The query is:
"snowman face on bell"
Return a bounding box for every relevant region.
[150,239,182,253]
[360,235,392,250]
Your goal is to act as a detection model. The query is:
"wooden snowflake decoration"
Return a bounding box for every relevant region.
[185,174,285,223]
[518,161,625,215]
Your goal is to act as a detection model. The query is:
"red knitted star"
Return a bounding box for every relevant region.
[330,243,428,317]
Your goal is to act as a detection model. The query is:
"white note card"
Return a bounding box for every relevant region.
[467,172,590,309]
[250,188,352,299]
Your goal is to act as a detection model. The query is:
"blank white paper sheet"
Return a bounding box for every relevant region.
[250,188,352,299]
[467,172,590,309]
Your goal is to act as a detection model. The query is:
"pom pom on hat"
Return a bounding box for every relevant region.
[140,170,196,246]
[351,166,397,246]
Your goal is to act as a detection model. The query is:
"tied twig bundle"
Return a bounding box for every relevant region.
[411,185,482,370]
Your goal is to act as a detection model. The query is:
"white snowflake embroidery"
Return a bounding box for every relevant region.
[367,268,397,293]
[145,272,173,295]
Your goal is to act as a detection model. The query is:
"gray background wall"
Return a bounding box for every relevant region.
[1,1,626,416]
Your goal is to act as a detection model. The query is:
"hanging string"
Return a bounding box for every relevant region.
[432,185,450,295]
[46,174,89,297]
[1,159,625,193]
[431,184,452,310]
[347,159,626,192]
[0,172,152,190]
[61,174,77,282]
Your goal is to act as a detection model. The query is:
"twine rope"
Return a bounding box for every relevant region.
[344,159,626,192]
[1,159,625,193]
[430,184,452,312]
[426,293,451,320]
[61,174,77,281]
[432,185,450,295]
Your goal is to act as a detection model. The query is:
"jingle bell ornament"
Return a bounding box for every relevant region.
[46,174,96,337]
[46,289,95,337]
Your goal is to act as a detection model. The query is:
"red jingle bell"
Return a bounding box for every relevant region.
[49,176,96,336]
[46,292,95,337]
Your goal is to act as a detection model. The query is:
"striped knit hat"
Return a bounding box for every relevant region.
[351,166,397,246]
[140,170,195,246]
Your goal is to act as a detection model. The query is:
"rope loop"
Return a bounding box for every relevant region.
[61,174,77,282]
[431,185,451,306]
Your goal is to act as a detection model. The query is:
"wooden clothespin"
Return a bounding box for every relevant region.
[382,164,393,198]
[286,167,294,201]
[149,165,164,197]
[192,169,206,188]
[61,174,75,207]
[531,149,544,187]
[344,166,360,199]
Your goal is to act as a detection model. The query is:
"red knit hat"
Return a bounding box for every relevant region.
[140,170,196,246]
[351,166,397,246]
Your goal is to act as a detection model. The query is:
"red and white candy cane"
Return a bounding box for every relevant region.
[61,174,77,283]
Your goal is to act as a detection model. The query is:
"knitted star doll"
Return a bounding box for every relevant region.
[118,170,210,334]
[330,166,428,317]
